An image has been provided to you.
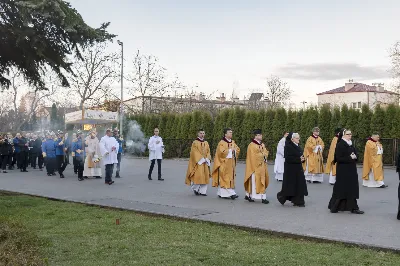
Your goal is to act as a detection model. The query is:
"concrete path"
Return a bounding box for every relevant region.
[0,158,399,250]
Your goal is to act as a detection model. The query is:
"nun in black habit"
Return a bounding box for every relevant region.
[328,129,364,214]
[277,132,308,207]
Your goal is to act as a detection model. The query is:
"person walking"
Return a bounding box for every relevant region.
[147,127,164,181]
[99,129,119,185]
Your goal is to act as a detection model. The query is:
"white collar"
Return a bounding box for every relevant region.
[344,139,352,146]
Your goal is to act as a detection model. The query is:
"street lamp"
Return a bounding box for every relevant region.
[117,40,124,134]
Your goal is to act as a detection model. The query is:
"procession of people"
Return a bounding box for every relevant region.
[0,124,399,220]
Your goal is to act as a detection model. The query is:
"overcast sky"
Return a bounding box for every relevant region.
[69,0,399,106]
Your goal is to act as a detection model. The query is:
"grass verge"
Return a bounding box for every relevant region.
[0,192,399,266]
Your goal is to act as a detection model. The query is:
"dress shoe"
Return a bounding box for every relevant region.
[199,194,207,196]
[293,203,305,207]
[262,199,270,204]
[158,178,164,181]
[313,181,321,184]
[148,176,152,180]
[245,195,255,202]
[52,173,56,176]
[232,194,239,199]
[2,171,7,173]
[95,176,101,179]
[351,209,364,214]
[193,190,199,196]
[60,174,65,178]
[23,170,28,172]
[78,177,84,181]
[306,180,311,183]
[230,195,237,200]
[378,185,388,188]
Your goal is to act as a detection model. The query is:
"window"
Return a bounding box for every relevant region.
[357,102,361,108]
[352,102,357,108]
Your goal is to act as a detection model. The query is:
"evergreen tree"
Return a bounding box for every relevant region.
[370,105,385,136]
[318,105,331,141]
[262,109,276,140]
[357,104,372,139]
[272,108,287,144]
[164,114,176,139]
[330,106,341,133]
[50,103,58,130]
[385,104,397,138]
[391,107,400,138]
[212,113,224,141]
[201,112,214,140]
[190,111,203,138]
[293,109,303,135]
[285,109,296,132]
[158,113,169,136]
[346,109,360,137]
[231,107,246,141]
[339,104,349,128]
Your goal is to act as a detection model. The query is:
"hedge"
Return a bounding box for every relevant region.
[125,104,400,164]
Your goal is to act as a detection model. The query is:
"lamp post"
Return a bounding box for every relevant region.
[117,40,124,134]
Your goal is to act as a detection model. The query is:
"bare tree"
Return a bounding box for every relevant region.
[127,50,179,114]
[69,44,119,110]
[389,41,400,102]
[264,75,292,108]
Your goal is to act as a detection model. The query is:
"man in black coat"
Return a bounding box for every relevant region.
[0,135,11,173]
[29,134,42,170]
[17,132,29,172]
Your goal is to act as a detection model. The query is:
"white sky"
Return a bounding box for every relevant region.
[68,0,400,106]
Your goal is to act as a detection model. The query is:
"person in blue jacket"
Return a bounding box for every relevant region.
[55,130,67,178]
[112,128,124,178]
[72,130,85,181]
[42,131,57,176]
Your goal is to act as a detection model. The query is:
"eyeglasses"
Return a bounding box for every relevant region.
[345,133,352,135]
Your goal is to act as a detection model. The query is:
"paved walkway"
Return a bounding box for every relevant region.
[0,158,399,250]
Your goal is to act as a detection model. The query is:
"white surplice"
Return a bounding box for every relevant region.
[83,136,102,177]
[363,145,385,187]
[274,137,285,181]
[99,135,119,165]
[148,135,164,161]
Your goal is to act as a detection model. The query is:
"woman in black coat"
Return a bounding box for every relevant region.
[396,151,400,220]
[277,132,308,207]
[328,129,364,214]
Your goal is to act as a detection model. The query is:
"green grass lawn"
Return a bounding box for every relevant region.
[0,191,399,266]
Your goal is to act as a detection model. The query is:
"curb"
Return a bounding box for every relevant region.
[2,189,399,254]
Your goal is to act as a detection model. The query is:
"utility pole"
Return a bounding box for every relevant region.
[117,40,124,134]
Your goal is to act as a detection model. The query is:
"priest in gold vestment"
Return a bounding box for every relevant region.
[362,133,387,188]
[325,128,342,185]
[185,129,211,196]
[212,128,240,199]
[303,127,325,183]
[244,129,270,204]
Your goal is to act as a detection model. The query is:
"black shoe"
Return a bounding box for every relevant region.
[47,173,52,176]
[116,171,120,178]
[158,178,164,181]
[22,170,28,172]
[378,185,388,188]
[148,175,152,180]
[52,173,56,176]
[84,176,88,179]
[74,172,77,175]
[397,211,400,220]
[312,181,321,184]
[307,180,311,183]
[293,203,305,207]
[2,171,7,173]
[199,193,207,196]
[60,174,65,178]
[78,177,84,181]
[115,175,121,178]
[33,167,36,169]
[230,195,237,200]
[329,183,335,185]
[193,190,199,196]
[245,195,255,202]
[105,181,114,185]
[351,209,364,214]
[95,176,102,179]
[40,168,43,171]
[262,199,270,204]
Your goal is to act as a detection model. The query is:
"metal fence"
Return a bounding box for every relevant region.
[129,138,400,166]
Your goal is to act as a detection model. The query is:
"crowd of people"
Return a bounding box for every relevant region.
[0,128,124,185]
[184,127,400,220]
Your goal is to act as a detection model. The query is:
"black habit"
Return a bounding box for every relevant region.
[328,139,360,212]
[277,134,308,206]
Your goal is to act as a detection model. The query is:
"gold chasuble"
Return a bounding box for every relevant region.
[303,135,325,173]
[362,139,384,182]
[185,138,211,186]
[325,136,338,176]
[244,140,269,195]
[212,138,240,189]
